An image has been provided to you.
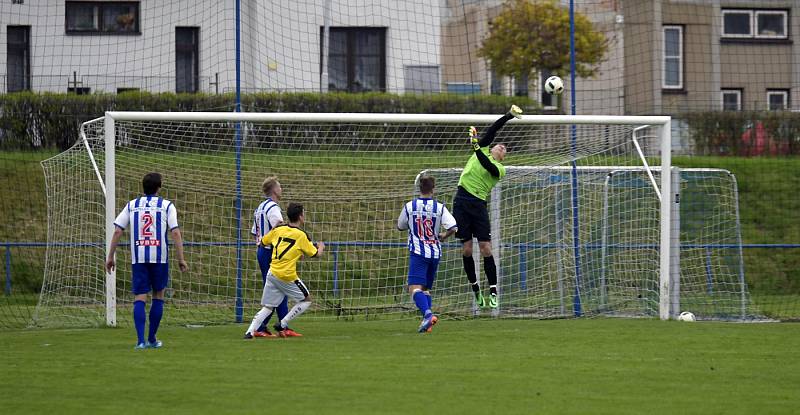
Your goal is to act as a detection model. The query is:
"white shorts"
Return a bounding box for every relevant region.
[260,271,310,307]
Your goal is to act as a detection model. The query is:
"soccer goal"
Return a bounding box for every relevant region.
[419,165,749,320]
[35,111,751,328]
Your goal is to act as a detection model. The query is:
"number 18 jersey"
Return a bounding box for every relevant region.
[260,224,318,282]
[397,198,457,259]
[114,196,179,264]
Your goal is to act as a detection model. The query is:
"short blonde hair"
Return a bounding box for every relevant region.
[262,176,279,196]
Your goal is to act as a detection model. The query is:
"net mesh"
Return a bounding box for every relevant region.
[36,114,758,327]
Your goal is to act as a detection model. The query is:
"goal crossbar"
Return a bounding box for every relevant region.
[105,111,670,125]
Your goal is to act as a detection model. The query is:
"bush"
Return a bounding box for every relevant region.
[684,111,800,156]
[0,91,537,150]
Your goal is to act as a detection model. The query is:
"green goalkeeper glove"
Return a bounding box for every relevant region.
[468,126,480,151]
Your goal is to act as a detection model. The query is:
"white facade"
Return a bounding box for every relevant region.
[0,0,442,94]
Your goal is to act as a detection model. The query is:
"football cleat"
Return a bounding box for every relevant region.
[273,323,287,338]
[134,342,147,350]
[425,315,439,333]
[489,293,498,309]
[253,330,276,338]
[146,340,163,349]
[282,328,303,337]
[475,292,486,308]
[243,332,254,340]
[509,104,523,119]
[418,314,437,333]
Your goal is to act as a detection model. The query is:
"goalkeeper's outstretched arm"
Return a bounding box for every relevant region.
[478,105,522,147]
[473,146,500,177]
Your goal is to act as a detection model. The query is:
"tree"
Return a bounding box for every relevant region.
[478,0,608,79]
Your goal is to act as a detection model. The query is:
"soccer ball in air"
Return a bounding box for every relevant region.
[678,311,696,322]
[544,75,564,95]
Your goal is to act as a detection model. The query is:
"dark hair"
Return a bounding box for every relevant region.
[142,172,162,195]
[419,176,435,195]
[287,202,304,222]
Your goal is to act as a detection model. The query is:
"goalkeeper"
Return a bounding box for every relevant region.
[452,105,521,309]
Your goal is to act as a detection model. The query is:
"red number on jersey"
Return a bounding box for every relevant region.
[141,213,154,238]
[415,217,434,239]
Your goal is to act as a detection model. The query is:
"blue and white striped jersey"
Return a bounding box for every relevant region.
[113,196,179,264]
[251,198,283,243]
[397,198,457,259]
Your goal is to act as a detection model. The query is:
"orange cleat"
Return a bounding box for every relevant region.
[253,330,276,338]
[282,328,303,337]
[426,316,439,333]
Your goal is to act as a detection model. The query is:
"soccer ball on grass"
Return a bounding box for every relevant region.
[678,311,696,322]
[544,75,564,95]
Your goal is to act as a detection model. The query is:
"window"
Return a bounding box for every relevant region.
[323,27,386,92]
[514,73,528,97]
[404,65,440,94]
[175,27,199,93]
[66,2,139,34]
[6,26,30,92]
[663,25,683,89]
[540,70,555,107]
[722,10,751,37]
[722,9,787,39]
[756,11,788,38]
[767,90,789,110]
[721,89,742,111]
[445,82,480,95]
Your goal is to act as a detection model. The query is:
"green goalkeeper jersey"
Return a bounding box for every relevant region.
[457,148,506,201]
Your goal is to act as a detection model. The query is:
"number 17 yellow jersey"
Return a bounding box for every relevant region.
[260,224,318,282]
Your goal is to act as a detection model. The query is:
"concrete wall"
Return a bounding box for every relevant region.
[628,0,799,114]
[241,0,442,93]
[0,0,441,94]
[0,1,234,93]
[661,2,715,114]
[623,0,658,115]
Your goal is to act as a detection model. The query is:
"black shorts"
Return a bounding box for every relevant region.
[452,187,491,242]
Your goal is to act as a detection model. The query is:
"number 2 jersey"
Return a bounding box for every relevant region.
[260,224,319,282]
[397,198,457,259]
[113,196,179,264]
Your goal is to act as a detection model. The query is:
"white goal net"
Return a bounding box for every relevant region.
[35,112,755,328]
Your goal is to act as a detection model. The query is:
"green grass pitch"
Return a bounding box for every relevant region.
[1,318,798,414]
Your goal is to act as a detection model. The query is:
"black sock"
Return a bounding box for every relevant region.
[484,256,498,295]
[463,256,479,293]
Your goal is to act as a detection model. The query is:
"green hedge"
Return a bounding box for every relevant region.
[684,111,800,156]
[0,92,536,150]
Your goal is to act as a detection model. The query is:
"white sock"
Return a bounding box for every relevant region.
[279,301,312,329]
[246,306,273,334]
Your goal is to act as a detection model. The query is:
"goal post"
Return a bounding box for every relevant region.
[104,115,117,327]
[40,111,692,328]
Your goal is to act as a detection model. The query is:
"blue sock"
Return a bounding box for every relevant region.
[425,293,432,313]
[257,310,274,332]
[133,300,146,345]
[276,296,289,320]
[413,291,431,317]
[148,299,164,343]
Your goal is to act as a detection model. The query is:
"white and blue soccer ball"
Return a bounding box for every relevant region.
[544,75,564,95]
[678,311,696,322]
